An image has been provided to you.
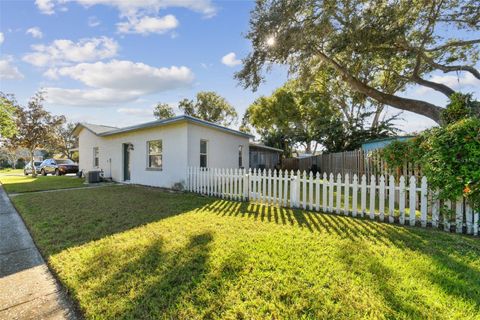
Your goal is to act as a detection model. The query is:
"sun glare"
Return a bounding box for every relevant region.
[266,36,276,47]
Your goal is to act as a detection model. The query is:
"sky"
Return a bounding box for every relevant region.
[0,0,479,134]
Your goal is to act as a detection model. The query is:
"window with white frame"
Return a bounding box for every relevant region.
[93,147,99,167]
[147,140,162,169]
[238,145,243,168]
[200,140,207,168]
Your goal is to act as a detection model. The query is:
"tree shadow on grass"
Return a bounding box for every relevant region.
[71,231,248,319]
[15,186,216,256]
[201,200,480,315]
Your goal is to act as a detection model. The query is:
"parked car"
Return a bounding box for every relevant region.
[24,161,42,175]
[39,158,79,176]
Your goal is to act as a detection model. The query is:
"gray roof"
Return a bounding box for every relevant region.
[81,123,118,134]
[74,115,253,139]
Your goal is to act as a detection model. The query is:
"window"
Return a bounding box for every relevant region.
[200,140,207,168]
[238,145,243,168]
[93,147,99,167]
[147,140,162,169]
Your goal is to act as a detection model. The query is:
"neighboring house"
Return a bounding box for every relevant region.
[361,136,415,152]
[249,143,283,170]
[72,115,252,188]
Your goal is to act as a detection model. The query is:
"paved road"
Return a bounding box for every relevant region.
[0,186,78,320]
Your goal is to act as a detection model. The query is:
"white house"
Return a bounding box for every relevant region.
[72,115,252,188]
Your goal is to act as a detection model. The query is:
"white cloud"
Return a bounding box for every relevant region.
[117,15,178,35]
[35,0,56,15]
[88,16,101,27]
[0,57,24,80]
[35,0,216,17]
[0,32,4,45]
[45,60,194,105]
[26,27,44,39]
[23,37,118,67]
[221,52,241,67]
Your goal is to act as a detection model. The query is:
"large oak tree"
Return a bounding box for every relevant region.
[236,0,480,123]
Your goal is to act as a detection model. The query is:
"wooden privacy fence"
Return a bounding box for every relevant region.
[186,167,479,236]
[282,149,422,180]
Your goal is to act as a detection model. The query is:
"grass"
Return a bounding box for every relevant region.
[0,170,85,193]
[11,184,480,319]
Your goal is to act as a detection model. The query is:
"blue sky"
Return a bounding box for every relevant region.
[0,0,479,133]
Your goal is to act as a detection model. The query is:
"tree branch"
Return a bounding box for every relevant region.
[424,57,480,79]
[315,50,443,123]
[425,38,480,52]
[411,74,456,97]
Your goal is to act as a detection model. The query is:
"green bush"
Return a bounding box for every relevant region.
[379,118,480,211]
[421,117,480,210]
[441,93,480,125]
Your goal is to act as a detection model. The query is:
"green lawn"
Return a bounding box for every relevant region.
[0,170,85,193]
[11,184,480,319]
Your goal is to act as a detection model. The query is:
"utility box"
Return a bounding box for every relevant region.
[87,171,101,183]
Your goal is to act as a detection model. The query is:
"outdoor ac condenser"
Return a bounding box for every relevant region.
[87,171,101,183]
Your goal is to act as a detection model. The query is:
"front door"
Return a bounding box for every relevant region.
[123,143,131,181]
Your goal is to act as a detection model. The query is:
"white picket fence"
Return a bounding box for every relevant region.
[186,167,479,236]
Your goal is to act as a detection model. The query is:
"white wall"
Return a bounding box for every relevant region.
[186,122,249,169]
[77,120,249,189]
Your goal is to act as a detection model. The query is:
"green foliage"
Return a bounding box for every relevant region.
[243,79,327,153]
[441,93,480,125]
[422,118,480,210]
[244,76,399,154]
[153,103,175,120]
[10,91,65,177]
[380,118,480,210]
[0,92,19,138]
[237,0,480,122]
[179,91,237,126]
[379,137,424,173]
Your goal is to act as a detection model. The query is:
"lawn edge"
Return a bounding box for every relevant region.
[5,188,86,320]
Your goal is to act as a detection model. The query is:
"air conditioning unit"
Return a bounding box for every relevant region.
[87,170,101,183]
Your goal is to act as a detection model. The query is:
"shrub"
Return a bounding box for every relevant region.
[441,93,480,125]
[379,118,480,211]
[421,117,480,210]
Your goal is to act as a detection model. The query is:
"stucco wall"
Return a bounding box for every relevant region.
[77,120,249,188]
[186,122,249,169]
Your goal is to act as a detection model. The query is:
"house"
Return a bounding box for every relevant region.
[361,136,415,152]
[249,143,283,170]
[72,115,252,188]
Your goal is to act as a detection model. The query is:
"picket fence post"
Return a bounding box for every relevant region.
[409,176,416,226]
[336,173,342,214]
[399,176,405,225]
[456,199,463,233]
[369,175,376,220]
[344,173,350,215]
[388,175,395,223]
[420,177,428,227]
[431,190,439,228]
[327,173,333,213]
[379,176,385,221]
[360,175,367,217]
[352,174,358,217]
[290,173,297,208]
[322,173,328,212]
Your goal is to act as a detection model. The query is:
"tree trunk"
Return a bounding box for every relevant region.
[316,51,443,123]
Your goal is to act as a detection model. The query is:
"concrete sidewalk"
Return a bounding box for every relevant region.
[0,186,78,320]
